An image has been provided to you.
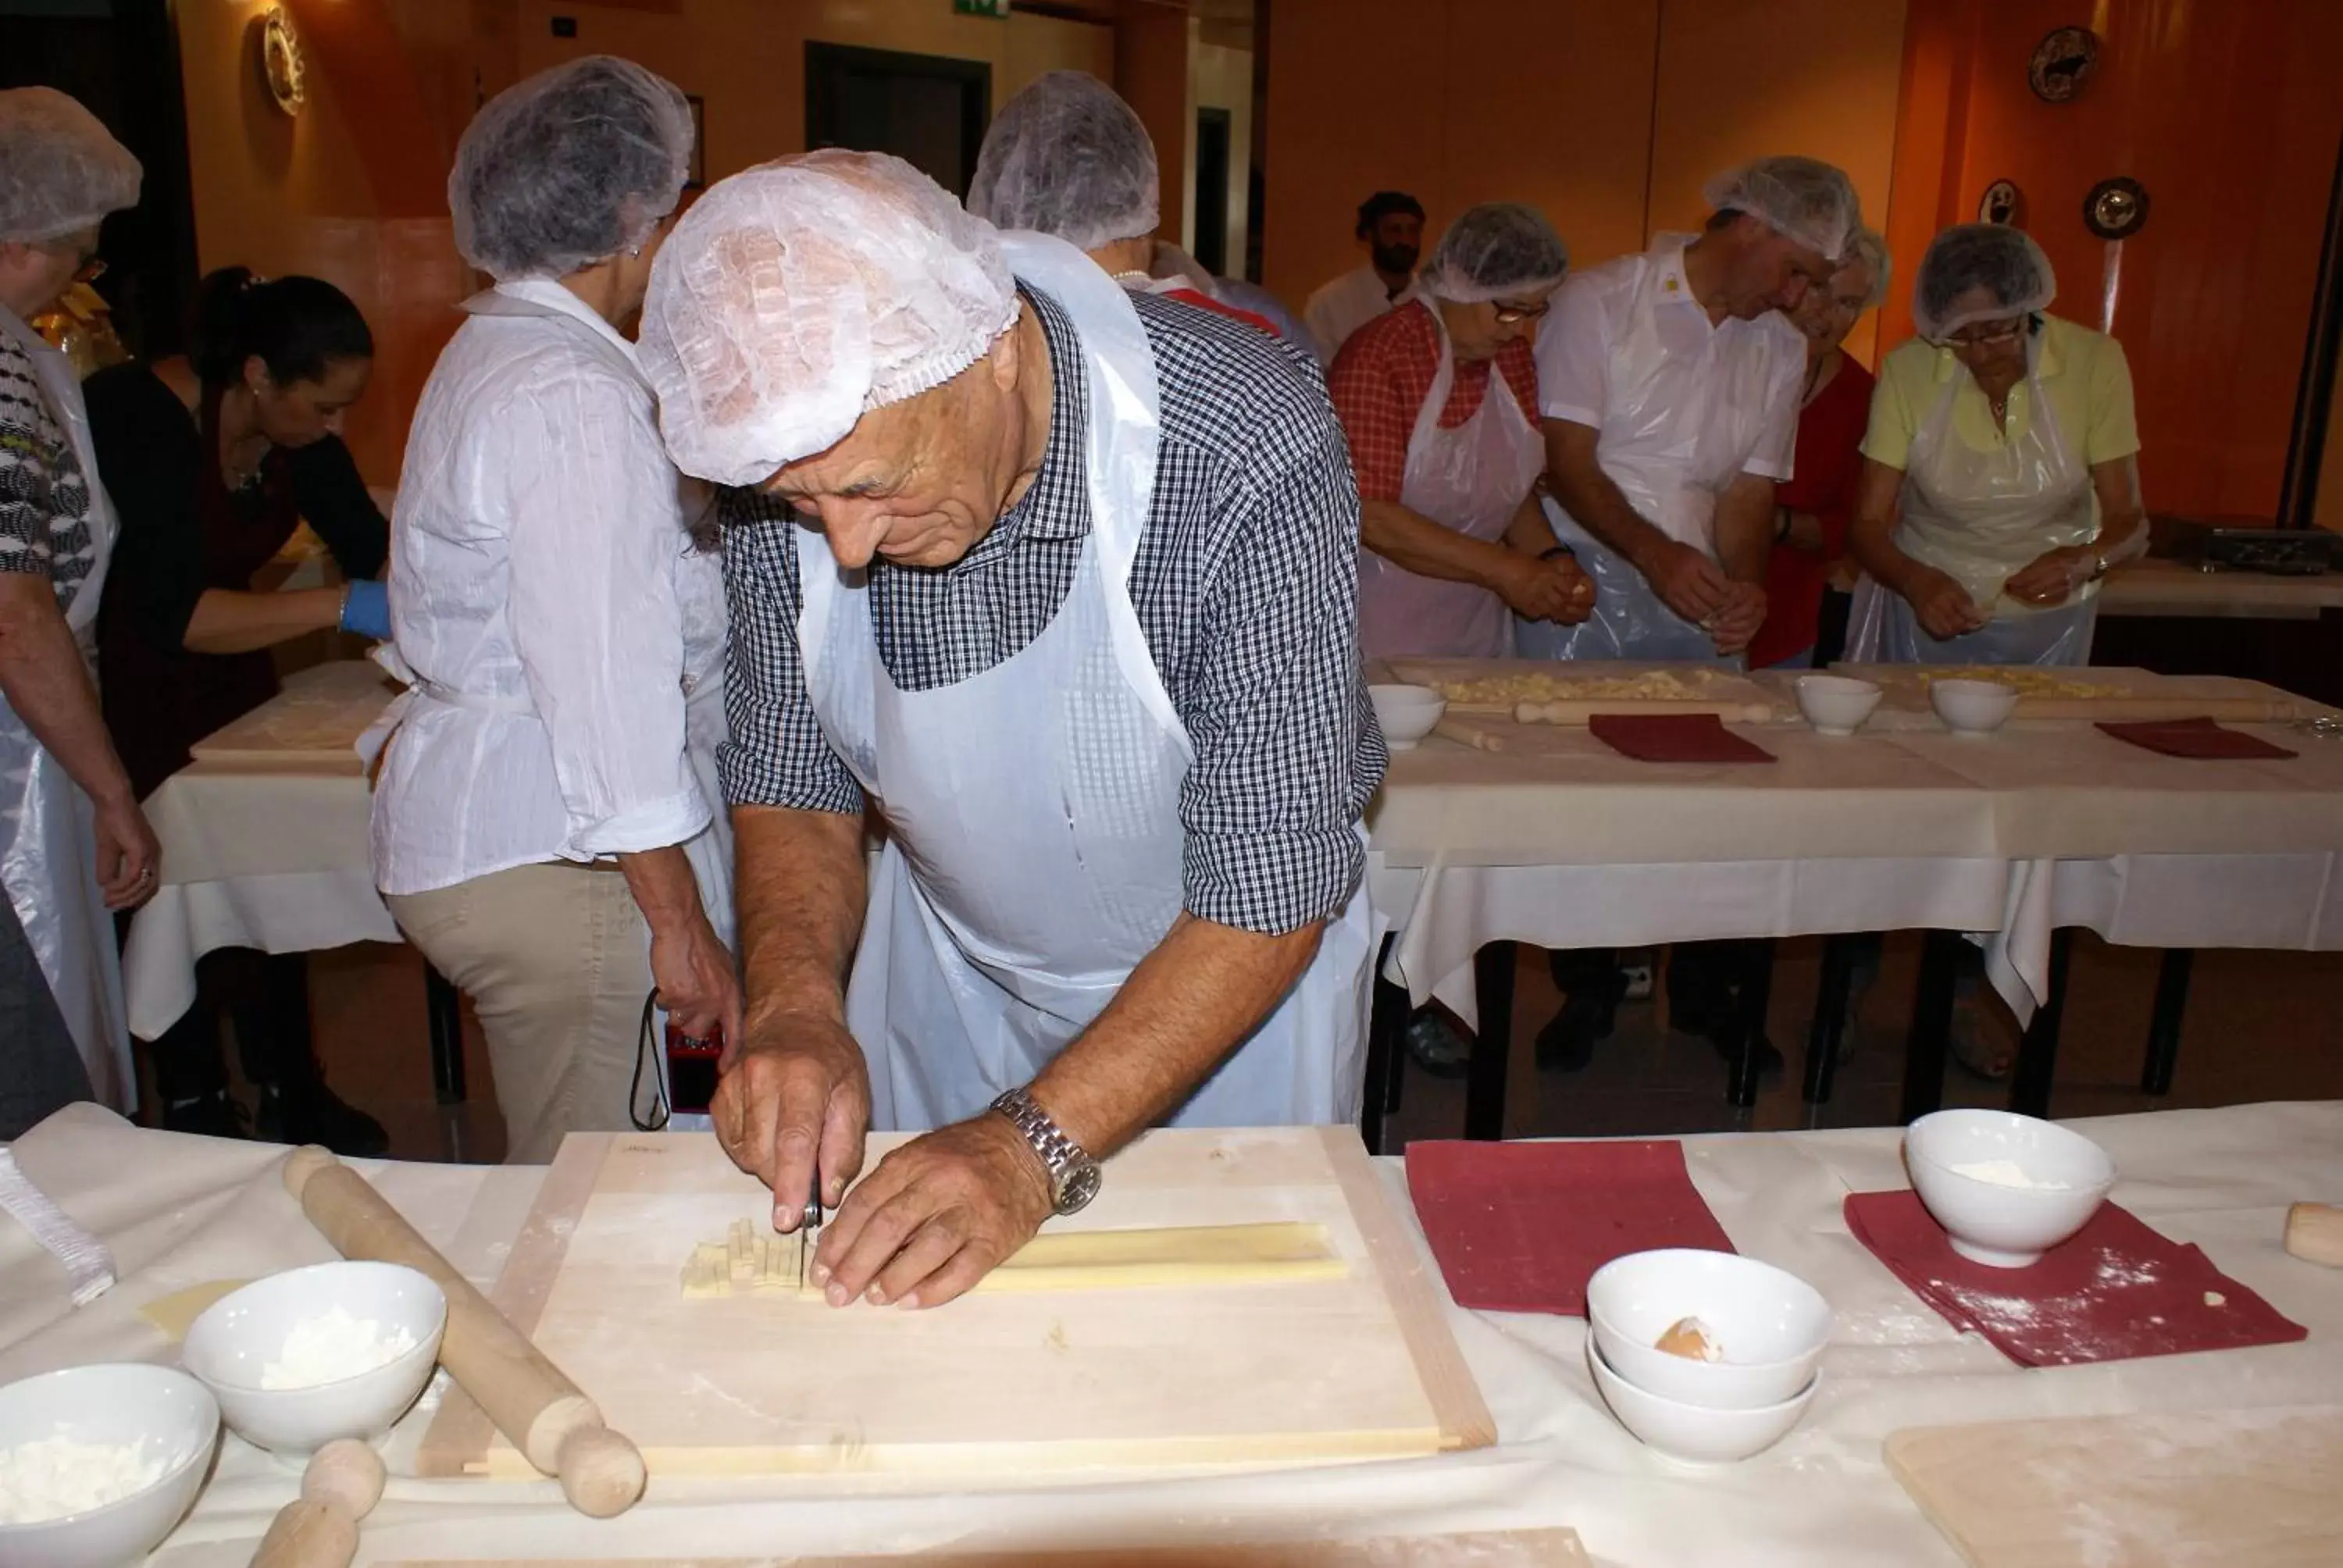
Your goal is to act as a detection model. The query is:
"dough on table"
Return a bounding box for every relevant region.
[677,1221,1344,1299]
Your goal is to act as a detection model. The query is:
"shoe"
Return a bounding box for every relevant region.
[1403,1010,1472,1080]
[161,1090,251,1140]
[258,1081,390,1158]
[1948,1000,2014,1082]
[1536,987,1621,1072]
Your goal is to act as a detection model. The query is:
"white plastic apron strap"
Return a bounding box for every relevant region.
[0,1148,114,1305]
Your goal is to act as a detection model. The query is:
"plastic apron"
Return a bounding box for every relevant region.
[0,306,131,1107]
[1357,291,1546,660]
[1847,335,2098,667]
[370,289,734,1127]
[1518,240,1782,666]
[797,232,1374,1132]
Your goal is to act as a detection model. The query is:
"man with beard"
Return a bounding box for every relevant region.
[1304,191,1424,365]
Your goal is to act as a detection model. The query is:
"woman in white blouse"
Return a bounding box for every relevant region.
[372,55,736,1161]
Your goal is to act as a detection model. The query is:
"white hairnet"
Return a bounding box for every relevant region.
[450,55,693,280]
[1913,223,2056,340]
[639,149,1022,486]
[1418,203,1568,304]
[0,87,141,244]
[1703,155,1861,261]
[1842,226,1892,310]
[968,70,1158,251]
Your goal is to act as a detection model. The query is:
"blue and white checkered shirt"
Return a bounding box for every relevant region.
[719,283,1385,935]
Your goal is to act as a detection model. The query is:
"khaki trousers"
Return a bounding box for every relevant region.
[387,861,651,1164]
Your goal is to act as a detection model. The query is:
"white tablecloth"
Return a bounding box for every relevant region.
[2,1100,2338,1567]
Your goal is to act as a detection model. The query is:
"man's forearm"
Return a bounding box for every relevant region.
[1360,498,1521,590]
[0,578,136,808]
[732,803,866,1023]
[1029,911,1322,1156]
[1501,490,1562,554]
[1545,434,1669,573]
[1712,476,1777,583]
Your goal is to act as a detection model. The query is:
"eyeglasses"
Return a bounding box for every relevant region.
[1945,318,2027,350]
[1491,298,1551,326]
[73,255,106,286]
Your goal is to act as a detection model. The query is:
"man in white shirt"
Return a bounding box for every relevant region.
[1303,191,1423,365]
[1522,156,1861,665]
[1521,155,1860,1076]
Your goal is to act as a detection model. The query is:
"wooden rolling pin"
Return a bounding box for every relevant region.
[280,1146,645,1517]
[250,1439,382,1568]
[2284,1203,2343,1267]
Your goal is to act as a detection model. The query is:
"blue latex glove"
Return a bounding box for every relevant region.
[339,578,391,640]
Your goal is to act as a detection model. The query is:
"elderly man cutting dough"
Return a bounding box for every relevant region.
[638,152,1382,1310]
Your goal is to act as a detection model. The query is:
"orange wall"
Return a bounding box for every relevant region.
[1262,0,1906,364]
[175,0,473,483]
[1884,0,2343,521]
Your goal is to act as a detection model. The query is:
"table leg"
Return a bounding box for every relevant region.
[1803,934,1859,1106]
[1899,931,1963,1124]
[1724,939,1778,1109]
[426,964,466,1107]
[1466,943,1514,1142]
[2141,948,2195,1097]
[1361,933,1404,1154]
[2006,928,2074,1119]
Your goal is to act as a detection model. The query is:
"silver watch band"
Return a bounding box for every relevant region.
[991,1088,1100,1214]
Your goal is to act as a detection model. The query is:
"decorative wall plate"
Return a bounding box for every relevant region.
[1979,180,2023,226]
[262,6,306,117]
[2029,26,2100,103]
[2084,176,2149,241]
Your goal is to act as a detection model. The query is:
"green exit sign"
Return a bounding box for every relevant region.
[955,0,1011,15]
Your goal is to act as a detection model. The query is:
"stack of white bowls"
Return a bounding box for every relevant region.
[1584,1249,1831,1464]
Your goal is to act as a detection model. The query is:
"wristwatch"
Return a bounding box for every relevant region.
[992,1087,1102,1215]
[2087,548,2111,583]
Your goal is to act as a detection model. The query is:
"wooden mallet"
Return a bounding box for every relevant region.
[280,1146,645,1517]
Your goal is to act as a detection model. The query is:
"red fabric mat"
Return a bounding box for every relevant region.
[2095,715,2297,760]
[1588,711,1775,764]
[1845,1188,2306,1367]
[1405,1139,1735,1315]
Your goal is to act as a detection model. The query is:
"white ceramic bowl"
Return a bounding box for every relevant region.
[181,1261,445,1456]
[1369,683,1446,750]
[1585,1249,1833,1409]
[1587,1338,1816,1464]
[1794,675,1883,737]
[1905,1110,2116,1268]
[1929,677,2019,736]
[0,1363,219,1568]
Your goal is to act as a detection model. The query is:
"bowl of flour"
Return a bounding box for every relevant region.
[182,1261,444,1455]
[0,1363,218,1568]
[1905,1110,2117,1269]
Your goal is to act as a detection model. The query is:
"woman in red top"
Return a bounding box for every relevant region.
[1753,228,1889,669]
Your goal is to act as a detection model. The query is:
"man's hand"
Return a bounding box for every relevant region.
[1900,565,1990,641]
[711,1008,870,1226]
[1706,583,1769,657]
[2002,546,2094,609]
[811,1111,1054,1310]
[93,796,159,911]
[1637,539,1734,625]
[1496,553,1594,624]
[649,911,743,1046]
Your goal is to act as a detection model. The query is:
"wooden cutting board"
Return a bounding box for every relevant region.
[1830,664,2316,724]
[1387,658,1778,727]
[383,1529,1591,1566]
[187,659,398,772]
[419,1127,1493,1485]
[1886,1406,2343,1566]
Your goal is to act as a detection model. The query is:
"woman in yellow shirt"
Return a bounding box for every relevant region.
[1848,225,2145,665]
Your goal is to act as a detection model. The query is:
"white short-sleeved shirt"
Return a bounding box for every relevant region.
[1534,233,1803,514]
[372,279,728,896]
[1303,265,1404,368]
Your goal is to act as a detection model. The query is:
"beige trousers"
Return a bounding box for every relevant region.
[387,861,651,1164]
